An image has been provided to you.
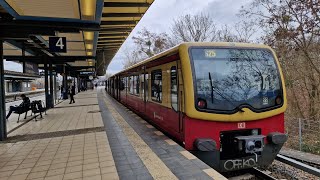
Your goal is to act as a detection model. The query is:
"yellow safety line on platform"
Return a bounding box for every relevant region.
[103,98,178,180]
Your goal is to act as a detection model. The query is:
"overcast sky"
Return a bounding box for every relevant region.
[4,60,23,72]
[106,0,250,75]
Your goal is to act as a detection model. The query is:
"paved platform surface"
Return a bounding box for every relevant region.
[0,88,226,180]
[0,90,119,180]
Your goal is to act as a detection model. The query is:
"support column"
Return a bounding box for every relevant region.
[54,75,57,104]
[44,56,49,108]
[0,40,7,140]
[49,60,54,108]
[22,43,26,73]
[63,66,68,99]
[77,74,80,93]
[73,76,76,94]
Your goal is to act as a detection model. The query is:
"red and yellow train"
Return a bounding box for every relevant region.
[106,42,287,172]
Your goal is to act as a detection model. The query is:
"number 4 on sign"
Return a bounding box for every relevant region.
[56,37,64,50]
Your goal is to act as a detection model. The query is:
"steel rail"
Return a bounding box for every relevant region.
[249,167,278,180]
[276,154,320,177]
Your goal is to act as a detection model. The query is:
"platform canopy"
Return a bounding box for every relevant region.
[0,0,154,76]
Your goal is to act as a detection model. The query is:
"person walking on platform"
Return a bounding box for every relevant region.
[6,94,30,120]
[69,85,75,104]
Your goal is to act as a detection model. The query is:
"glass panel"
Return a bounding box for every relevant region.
[151,70,162,102]
[136,75,140,95]
[146,74,149,101]
[191,48,282,112]
[140,74,145,100]
[129,76,134,94]
[171,66,178,111]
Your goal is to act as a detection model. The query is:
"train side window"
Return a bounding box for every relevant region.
[120,77,125,91]
[134,75,140,95]
[171,66,178,111]
[129,76,134,94]
[151,70,162,102]
[145,74,149,101]
[140,74,144,99]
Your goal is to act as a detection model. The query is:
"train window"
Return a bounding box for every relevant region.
[171,66,178,111]
[125,77,128,93]
[151,70,162,102]
[146,74,149,101]
[120,78,125,91]
[140,74,144,99]
[134,75,140,95]
[129,76,134,94]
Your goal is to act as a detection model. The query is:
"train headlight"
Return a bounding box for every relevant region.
[197,99,207,109]
[251,129,259,135]
[275,96,282,105]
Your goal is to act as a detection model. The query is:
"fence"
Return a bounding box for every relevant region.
[285,117,320,155]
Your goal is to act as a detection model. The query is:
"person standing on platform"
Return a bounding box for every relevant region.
[69,85,75,104]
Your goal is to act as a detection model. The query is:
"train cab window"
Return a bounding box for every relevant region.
[129,76,134,94]
[151,70,162,102]
[171,66,178,111]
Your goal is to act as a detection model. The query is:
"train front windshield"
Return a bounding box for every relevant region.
[190,47,283,113]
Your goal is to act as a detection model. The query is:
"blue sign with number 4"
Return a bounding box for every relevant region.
[49,37,67,53]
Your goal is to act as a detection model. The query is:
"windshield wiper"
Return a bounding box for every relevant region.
[208,72,214,103]
[208,72,244,113]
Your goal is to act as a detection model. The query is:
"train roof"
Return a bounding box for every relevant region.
[109,42,271,77]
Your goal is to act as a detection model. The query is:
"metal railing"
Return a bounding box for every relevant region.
[285,117,320,154]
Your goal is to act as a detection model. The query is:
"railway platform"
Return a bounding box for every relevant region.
[0,88,226,180]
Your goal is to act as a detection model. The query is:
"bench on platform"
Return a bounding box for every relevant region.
[30,100,47,121]
[13,107,32,123]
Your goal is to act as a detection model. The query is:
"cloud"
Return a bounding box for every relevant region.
[204,0,249,25]
[106,0,250,75]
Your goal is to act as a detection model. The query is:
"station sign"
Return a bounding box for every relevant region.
[39,71,57,76]
[49,37,67,53]
[80,72,94,75]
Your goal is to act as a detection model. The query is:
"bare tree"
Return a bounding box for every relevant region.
[132,28,173,58]
[122,46,143,69]
[234,21,257,42]
[241,0,320,118]
[216,25,237,42]
[171,13,217,42]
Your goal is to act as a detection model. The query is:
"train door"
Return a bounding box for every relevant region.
[169,63,181,134]
[168,60,184,134]
[177,60,184,133]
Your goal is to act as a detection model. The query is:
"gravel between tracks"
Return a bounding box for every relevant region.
[268,160,319,180]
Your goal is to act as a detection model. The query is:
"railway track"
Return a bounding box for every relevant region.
[5,92,45,103]
[249,167,278,180]
[226,154,320,179]
[276,154,320,177]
